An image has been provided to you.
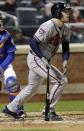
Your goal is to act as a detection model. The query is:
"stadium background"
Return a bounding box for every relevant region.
[0,1,84,131]
[0,0,84,103]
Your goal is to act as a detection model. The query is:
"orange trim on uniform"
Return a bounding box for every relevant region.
[10,91,20,96]
[0,32,9,48]
[0,43,4,48]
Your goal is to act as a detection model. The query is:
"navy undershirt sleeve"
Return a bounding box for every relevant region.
[29,37,43,58]
[62,41,70,61]
[0,52,15,70]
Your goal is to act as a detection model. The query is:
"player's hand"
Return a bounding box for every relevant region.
[0,67,4,77]
[41,57,51,68]
[62,60,67,76]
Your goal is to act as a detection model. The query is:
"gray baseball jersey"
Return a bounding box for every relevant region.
[34,20,70,60]
[6,20,70,114]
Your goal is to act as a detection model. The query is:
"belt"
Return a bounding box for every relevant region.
[30,50,33,54]
[30,50,36,56]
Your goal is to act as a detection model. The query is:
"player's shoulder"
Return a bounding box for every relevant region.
[40,20,54,30]
[1,29,11,39]
[0,29,11,42]
[4,29,11,37]
[64,23,70,30]
[63,23,71,34]
[41,20,54,26]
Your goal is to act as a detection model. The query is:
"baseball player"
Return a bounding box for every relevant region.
[0,14,25,118]
[3,2,71,120]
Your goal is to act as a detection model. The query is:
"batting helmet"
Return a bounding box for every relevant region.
[51,2,71,19]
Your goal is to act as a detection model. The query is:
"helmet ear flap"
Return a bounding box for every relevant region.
[52,11,62,19]
[58,12,62,19]
[59,12,65,19]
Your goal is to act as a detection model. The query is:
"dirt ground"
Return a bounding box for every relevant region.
[0,112,84,131]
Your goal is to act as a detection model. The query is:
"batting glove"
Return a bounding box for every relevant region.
[41,57,51,68]
[0,66,4,78]
[62,60,67,76]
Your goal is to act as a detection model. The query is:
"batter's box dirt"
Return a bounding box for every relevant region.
[1,112,84,121]
[0,112,84,131]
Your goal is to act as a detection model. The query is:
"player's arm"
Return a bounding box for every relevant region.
[0,51,15,77]
[29,23,48,59]
[62,25,71,75]
[62,40,70,75]
[0,52,15,70]
[29,37,43,59]
[29,37,50,68]
[29,22,51,68]
[62,41,70,61]
[0,34,16,76]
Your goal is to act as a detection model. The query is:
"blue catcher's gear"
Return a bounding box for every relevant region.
[2,106,18,119]
[0,66,4,77]
[6,76,20,101]
[6,76,27,118]
[6,76,20,93]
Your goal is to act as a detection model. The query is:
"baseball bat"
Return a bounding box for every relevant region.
[51,64,63,79]
[45,66,50,121]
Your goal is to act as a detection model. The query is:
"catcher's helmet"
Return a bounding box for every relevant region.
[51,2,71,19]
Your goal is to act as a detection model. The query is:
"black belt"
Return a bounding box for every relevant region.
[30,50,33,54]
[30,50,36,56]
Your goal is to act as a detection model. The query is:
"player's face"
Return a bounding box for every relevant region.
[61,10,70,23]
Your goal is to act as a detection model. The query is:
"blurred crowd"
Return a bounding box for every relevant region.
[0,0,84,44]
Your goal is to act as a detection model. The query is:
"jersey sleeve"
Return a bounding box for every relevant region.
[5,34,16,53]
[34,23,51,43]
[63,25,71,42]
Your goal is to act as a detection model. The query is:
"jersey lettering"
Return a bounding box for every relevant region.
[39,28,46,35]
[48,33,60,46]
